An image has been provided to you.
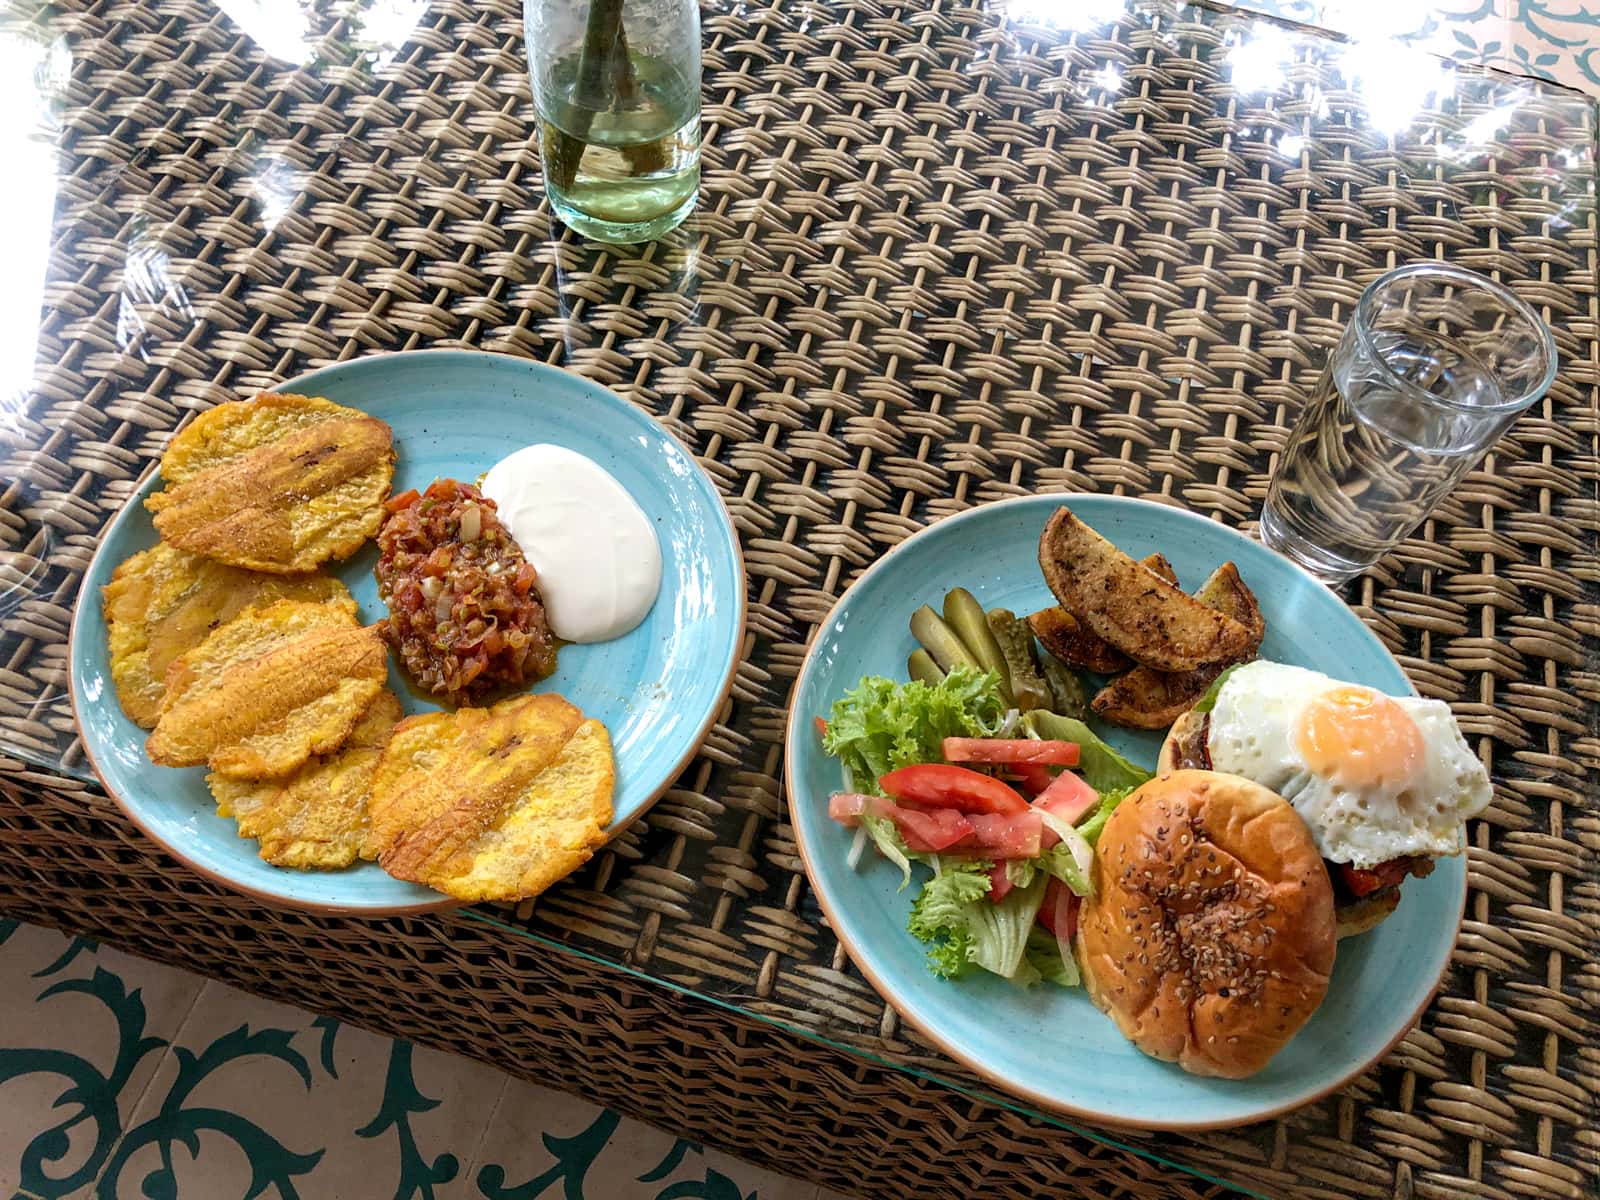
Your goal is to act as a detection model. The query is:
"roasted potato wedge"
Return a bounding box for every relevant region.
[1026,552,1179,674]
[1091,562,1265,728]
[1038,507,1252,672]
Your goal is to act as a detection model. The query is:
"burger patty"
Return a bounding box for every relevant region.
[1171,712,1434,910]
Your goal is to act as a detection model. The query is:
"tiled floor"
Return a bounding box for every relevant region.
[0,921,853,1200]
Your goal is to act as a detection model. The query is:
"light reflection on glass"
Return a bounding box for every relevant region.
[993,0,1126,33]
[1437,99,1524,162]
[249,155,306,231]
[1227,26,1297,95]
[115,215,198,357]
[1094,64,1124,95]
[0,28,66,417]
[347,0,431,70]
[215,0,315,63]
[1338,39,1454,137]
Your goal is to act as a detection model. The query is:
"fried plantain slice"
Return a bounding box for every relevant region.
[210,690,403,869]
[365,693,614,903]
[145,393,394,574]
[1027,552,1179,674]
[1091,562,1265,728]
[1038,507,1251,671]
[147,599,388,779]
[103,543,352,727]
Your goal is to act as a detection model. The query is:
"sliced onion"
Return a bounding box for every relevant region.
[846,824,869,869]
[1037,808,1095,897]
[459,503,482,542]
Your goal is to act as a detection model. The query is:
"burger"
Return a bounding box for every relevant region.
[1159,660,1492,937]
[1076,769,1337,1079]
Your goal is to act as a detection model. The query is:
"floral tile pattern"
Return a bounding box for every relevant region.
[0,921,843,1200]
[1232,0,1600,94]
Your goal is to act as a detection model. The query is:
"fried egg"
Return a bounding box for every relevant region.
[1205,661,1491,869]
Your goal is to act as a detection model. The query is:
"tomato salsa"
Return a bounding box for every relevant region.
[375,478,556,702]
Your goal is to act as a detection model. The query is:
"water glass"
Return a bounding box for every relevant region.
[1260,264,1556,583]
[525,0,701,243]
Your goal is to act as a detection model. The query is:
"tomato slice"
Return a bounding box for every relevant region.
[894,806,975,852]
[942,737,1080,766]
[814,716,828,741]
[828,792,872,825]
[961,811,1043,859]
[1011,763,1053,796]
[384,488,420,513]
[1034,770,1099,830]
[826,792,975,853]
[879,764,1028,815]
[1338,858,1414,897]
[1036,877,1080,940]
[987,863,1013,904]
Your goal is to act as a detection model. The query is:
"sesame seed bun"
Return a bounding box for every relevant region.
[1075,769,1337,1079]
[1158,709,1408,940]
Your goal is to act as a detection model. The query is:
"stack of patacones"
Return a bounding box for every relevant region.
[103,394,613,901]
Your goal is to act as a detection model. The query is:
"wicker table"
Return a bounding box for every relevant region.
[2,1,1595,1196]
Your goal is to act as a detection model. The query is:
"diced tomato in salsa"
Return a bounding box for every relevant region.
[942,738,1080,766]
[879,764,1028,815]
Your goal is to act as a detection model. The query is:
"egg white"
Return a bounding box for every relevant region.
[1205,661,1491,869]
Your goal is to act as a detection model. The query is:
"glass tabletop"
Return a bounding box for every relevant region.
[1,0,1594,1194]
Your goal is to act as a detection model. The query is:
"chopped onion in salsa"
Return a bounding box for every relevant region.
[375,478,556,702]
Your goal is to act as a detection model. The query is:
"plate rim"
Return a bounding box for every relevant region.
[68,348,747,918]
[782,492,1467,1131]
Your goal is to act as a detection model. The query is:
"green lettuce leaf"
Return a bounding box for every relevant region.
[907,860,993,979]
[1077,784,1136,847]
[1022,926,1080,988]
[961,877,1046,979]
[861,813,923,890]
[822,666,1006,794]
[1022,711,1153,795]
[1191,663,1244,716]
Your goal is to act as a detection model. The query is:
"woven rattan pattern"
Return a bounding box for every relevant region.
[0,0,1595,1195]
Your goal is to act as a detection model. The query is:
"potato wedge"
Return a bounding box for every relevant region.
[1038,507,1252,671]
[1091,562,1265,728]
[1027,552,1180,674]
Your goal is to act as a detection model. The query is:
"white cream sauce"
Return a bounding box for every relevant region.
[481,444,662,643]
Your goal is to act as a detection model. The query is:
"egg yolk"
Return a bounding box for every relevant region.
[1295,686,1424,792]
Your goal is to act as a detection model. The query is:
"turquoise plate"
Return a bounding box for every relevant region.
[70,350,745,915]
[785,494,1465,1130]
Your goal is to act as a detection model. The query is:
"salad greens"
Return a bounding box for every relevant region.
[822,666,1006,794]
[909,862,1045,981]
[1190,663,1243,716]
[1022,711,1152,795]
[822,669,1158,991]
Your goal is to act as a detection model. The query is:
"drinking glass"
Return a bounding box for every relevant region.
[525,0,701,243]
[1260,264,1556,583]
